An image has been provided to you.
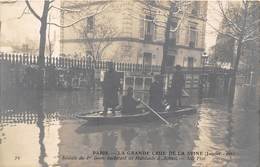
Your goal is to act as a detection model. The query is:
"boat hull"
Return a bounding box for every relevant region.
[77,106,197,126]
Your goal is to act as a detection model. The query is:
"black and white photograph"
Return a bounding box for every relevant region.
[0,0,259,167]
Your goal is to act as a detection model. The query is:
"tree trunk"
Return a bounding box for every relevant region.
[229,39,242,107]
[257,45,260,167]
[37,1,50,90]
[161,3,174,75]
[256,12,260,167]
[38,1,49,68]
[38,23,47,67]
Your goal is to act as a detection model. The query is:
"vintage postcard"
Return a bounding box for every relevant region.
[0,0,259,167]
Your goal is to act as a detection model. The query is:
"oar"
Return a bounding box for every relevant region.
[182,89,190,97]
[139,100,173,127]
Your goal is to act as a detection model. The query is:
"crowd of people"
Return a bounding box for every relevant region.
[102,62,186,116]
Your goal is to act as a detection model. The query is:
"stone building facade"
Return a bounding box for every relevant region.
[60,0,207,68]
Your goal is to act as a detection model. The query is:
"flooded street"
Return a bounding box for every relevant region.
[0,87,259,167]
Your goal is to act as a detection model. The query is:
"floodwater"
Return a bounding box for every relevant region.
[0,87,259,167]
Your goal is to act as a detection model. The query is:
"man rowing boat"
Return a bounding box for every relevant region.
[121,87,141,115]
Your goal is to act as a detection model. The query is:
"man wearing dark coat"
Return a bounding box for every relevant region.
[149,75,164,112]
[121,87,140,115]
[103,62,119,115]
[208,72,217,97]
[169,65,185,108]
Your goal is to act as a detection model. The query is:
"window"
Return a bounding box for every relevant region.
[188,57,194,68]
[86,16,94,31]
[169,21,177,46]
[135,78,143,86]
[191,2,199,16]
[125,77,134,87]
[144,78,152,87]
[189,26,197,48]
[166,55,175,67]
[143,52,152,66]
[144,15,154,41]
[172,2,179,13]
[140,14,144,38]
[145,0,157,5]
[154,24,157,40]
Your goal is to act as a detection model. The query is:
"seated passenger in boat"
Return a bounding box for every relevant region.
[121,87,140,115]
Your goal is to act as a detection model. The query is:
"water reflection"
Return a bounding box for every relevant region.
[120,128,138,151]
[35,91,48,167]
[193,87,259,167]
[147,128,162,151]
[0,87,259,167]
[101,131,118,167]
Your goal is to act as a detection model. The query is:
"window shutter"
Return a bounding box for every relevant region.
[185,26,190,45]
[140,15,144,39]
[176,29,180,44]
[195,30,198,48]
[154,24,157,41]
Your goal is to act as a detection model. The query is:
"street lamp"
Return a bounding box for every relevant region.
[201,52,208,74]
[198,52,208,102]
[200,52,208,92]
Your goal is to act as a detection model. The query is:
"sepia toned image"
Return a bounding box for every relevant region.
[0,0,259,167]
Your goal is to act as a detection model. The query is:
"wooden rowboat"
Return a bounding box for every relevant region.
[76,106,197,126]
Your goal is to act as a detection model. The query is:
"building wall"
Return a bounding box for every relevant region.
[60,0,207,67]
[61,40,164,64]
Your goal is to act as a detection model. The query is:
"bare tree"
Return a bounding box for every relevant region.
[72,15,118,61]
[207,0,260,106]
[24,0,109,67]
[131,0,191,74]
[47,15,54,57]
[22,0,109,89]
[213,35,235,67]
[25,0,51,68]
